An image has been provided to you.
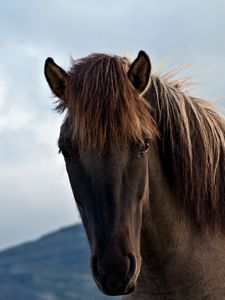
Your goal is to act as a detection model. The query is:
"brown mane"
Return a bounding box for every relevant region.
[56,53,157,152]
[147,74,225,229]
[56,52,225,229]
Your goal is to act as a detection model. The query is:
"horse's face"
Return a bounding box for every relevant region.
[44,51,152,296]
[59,125,150,295]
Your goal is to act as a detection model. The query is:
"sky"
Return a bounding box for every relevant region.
[0,0,225,250]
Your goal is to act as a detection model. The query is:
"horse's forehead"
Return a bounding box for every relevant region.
[60,117,132,160]
[80,146,130,171]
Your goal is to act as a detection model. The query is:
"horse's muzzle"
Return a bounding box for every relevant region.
[91,253,137,296]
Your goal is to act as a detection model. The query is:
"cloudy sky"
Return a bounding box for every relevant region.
[0,0,225,250]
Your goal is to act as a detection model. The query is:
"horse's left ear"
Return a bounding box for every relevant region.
[44,57,68,99]
[128,50,151,94]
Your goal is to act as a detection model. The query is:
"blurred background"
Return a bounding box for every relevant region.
[0,0,224,299]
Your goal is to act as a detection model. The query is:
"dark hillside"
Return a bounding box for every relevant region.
[0,224,120,300]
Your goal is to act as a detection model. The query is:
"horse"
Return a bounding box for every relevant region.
[44,51,225,299]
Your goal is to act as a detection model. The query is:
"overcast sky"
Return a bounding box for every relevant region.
[0,0,225,250]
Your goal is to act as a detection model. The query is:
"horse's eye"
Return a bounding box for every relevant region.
[139,140,150,156]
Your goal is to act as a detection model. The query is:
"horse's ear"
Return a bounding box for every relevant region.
[128,51,151,94]
[44,58,68,99]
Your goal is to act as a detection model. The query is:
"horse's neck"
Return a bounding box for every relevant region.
[124,144,225,300]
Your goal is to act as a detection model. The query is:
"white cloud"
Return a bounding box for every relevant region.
[0,77,6,109]
[0,106,34,131]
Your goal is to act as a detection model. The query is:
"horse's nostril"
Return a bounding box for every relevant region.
[126,253,136,282]
[91,253,136,288]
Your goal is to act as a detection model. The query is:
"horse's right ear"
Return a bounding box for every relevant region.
[44,58,68,99]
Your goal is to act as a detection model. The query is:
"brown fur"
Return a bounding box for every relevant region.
[56,52,225,230]
[147,75,225,230]
[55,53,157,153]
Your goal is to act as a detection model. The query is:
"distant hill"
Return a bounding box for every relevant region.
[0,224,120,300]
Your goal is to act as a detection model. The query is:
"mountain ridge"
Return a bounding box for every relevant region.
[0,223,120,300]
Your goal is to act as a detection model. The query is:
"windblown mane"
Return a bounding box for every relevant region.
[56,53,157,152]
[56,52,225,229]
[146,75,225,229]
